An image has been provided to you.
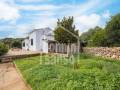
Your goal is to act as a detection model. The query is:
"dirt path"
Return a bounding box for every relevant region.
[0,62,31,90]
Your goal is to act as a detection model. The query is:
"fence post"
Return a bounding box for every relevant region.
[55,43,58,53]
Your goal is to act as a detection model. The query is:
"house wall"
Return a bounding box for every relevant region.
[35,28,53,53]
[22,39,29,50]
[28,32,37,51]
[22,27,53,53]
[46,35,54,41]
[36,30,45,51]
[42,40,48,53]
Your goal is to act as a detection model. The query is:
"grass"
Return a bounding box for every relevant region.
[15,54,120,90]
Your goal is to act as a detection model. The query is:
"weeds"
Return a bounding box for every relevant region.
[15,54,120,90]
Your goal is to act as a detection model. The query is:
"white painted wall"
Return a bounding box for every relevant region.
[28,32,37,51]
[22,39,29,50]
[22,27,54,53]
[42,40,48,53]
[36,30,43,51]
[35,28,53,53]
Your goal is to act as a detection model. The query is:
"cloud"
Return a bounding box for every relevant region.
[18,4,61,11]
[0,1,20,21]
[27,11,55,17]
[0,0,114,38]
[0,25,14,31]
[0,23,32,38]
[73,0,101,16]
[76,14,101,27]
[32,16,57,29]
[75,14,101,33]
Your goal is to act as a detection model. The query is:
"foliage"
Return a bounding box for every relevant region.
[105,13,120,46]
[54,16,79,43]
[80,26,106,46]
[0,38,23,49]
[80,13,120,47]
[11,40,22,48]
[88,29,107,46]
[0,42,8,56]
[80,26,101,42]
[0,38,13,49]
[15,55,120,90]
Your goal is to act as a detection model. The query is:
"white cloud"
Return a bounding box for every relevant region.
[58,0,112,33]
[14,24,33,37]
[32,16,57,29]
[56,0,107,17]
[18,4,61,11]
[0,0,113,38]
[76,14,101,27]
[0,25,14,31]
[73,0,101,16]
[0,1,20,21]
[75,14,101,33]
[30,12,55,17]
[0,24,32,38]
[18,0,102,15]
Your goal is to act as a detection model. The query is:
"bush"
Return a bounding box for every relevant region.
[105,13,120,46]
[88,30,107,46]
[12,41,22,48]
[0,43,8,56]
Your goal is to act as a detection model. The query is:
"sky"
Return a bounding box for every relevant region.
[0,0,120,39]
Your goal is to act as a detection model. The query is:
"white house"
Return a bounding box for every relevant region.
[22,27,80,54]
[22,27,55,53]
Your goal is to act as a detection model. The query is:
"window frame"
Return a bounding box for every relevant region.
[23,42,25,47]
[31,39,33,46]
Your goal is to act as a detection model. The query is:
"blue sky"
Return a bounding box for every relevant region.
[0,0,120,38]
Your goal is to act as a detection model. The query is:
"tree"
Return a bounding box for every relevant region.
[105,13,120,46]
[80,26,103,45]
[0,38,23,49]
[12,40,22,48]
[54,16,79,43]
[2,38,13,49]
[0,42,8,56]
[88,29,107,46]
[80,13,120,47]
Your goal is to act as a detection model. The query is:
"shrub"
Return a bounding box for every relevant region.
[0,43,8,56]
[12,41,22,48]
[105,13,120,46]
[88,29,107,46]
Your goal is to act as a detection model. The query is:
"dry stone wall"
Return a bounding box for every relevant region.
[84,47,120,60]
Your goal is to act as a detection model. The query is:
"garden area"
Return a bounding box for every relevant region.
[0,1,120,90]
[15,54,120,90]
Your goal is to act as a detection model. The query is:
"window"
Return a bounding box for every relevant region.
[23,42,25,47]
[31,39,33,45]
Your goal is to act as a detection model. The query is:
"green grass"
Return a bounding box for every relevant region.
[15,54,120,90]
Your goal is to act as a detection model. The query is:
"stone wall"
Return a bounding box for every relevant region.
[84,47,120,60]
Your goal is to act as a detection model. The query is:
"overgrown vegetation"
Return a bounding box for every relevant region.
[80,13,120,47]
[11,40,22,48]
[0,42,8,56]
[15,54,120,90]
[0,38,23,49]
